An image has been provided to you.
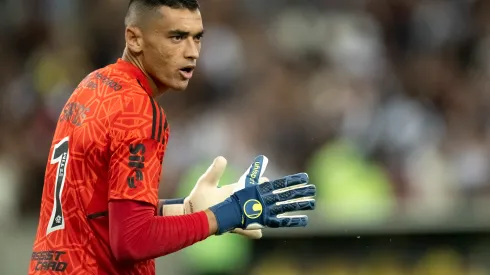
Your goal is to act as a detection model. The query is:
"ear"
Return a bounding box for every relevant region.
[125,26,144,54]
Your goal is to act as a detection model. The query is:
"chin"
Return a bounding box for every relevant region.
[170,81,190,91]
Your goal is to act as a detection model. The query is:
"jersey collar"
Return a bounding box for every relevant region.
[115,58,154,97]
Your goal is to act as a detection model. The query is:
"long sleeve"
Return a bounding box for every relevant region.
[109,200,209,262]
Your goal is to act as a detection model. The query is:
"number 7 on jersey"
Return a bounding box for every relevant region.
[47,136,70,235]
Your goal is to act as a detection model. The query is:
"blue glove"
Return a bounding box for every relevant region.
[209,171,316,234]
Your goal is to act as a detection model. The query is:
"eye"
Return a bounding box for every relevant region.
[194,34,203,42]
[171,35,185,42]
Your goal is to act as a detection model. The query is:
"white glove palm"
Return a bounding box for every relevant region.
[162,156,269,239]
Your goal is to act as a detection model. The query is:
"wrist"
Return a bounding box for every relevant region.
[208,196,242,234]
[203,209,218,235]
[160,198,185,216]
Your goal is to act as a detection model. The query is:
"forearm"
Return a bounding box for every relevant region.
[109,200,216,262]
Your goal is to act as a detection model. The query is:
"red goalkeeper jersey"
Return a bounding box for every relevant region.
[29,59,170,275]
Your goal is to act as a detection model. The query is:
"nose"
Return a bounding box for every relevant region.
[184,39,200,60]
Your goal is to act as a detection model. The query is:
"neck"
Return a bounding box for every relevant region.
[121,48,162,97]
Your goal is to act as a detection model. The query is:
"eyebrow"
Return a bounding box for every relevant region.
[167,29,205,37]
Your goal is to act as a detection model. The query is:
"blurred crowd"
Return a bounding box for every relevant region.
[247,234,490,275]
[3,0,490,226]
[251,246,490,275]
[3,0,490,274]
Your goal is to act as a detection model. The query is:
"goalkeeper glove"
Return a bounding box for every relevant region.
[209,173,316,234]
[161,155,269,239]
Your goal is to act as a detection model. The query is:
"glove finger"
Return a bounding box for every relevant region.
[214,178,269,203]
[269,198,316,216]
[231,228,263,239]
[267,215,308,228]
[257,173,309,194]
[238,155,269,190]
[261,184,316,205]
[198,156,227,186]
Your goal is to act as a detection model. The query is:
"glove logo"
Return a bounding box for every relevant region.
[248,161,262,185]
[243,199,262,219]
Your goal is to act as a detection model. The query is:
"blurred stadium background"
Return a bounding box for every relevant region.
[2,0,490,274]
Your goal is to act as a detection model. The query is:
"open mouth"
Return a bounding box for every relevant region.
[179,65,195,79]
[180,66,194,73]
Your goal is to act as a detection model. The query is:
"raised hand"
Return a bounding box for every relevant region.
[209,173,316,234]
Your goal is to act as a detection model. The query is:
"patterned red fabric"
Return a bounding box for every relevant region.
[29,59,172,274]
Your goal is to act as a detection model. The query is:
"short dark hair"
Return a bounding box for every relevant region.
[125,0,200,26]
[128,0,199,11]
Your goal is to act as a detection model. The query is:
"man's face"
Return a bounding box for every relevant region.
[142,7,203,91]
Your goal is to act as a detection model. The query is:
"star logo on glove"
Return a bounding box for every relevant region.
[243,199,262,219]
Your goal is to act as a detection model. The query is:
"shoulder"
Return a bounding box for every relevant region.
[79,63,169,145]
[112,92,168,145]
[101,81,168,146]
[90,64,139,93]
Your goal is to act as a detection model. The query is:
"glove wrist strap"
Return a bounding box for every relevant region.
[209,196,242,234]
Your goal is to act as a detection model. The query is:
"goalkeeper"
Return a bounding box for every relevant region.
[29,0,316,274]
